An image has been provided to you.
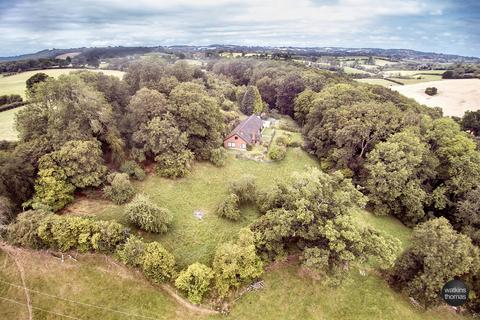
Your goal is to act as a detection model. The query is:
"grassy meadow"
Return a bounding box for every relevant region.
[0,68,125,97]
[0,106,24,141]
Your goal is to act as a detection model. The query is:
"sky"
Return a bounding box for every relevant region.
[0,0,479,57]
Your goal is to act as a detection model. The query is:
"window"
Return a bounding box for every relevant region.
[227,142,235,148]
[241,144,246,149]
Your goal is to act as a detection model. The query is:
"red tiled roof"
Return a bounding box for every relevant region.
[225,115,263,144]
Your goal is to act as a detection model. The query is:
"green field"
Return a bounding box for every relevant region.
[0,106,24,141]
[0,69,125,97]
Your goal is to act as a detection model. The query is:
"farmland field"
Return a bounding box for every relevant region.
[393,79,480,117]
[0,68,125,97]
[356,78,399,87]
[0,106,24,141]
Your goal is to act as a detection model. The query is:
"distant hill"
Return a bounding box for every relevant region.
[1,45,479,63]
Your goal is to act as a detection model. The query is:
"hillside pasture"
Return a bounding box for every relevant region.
[0,106,24,141]
[0,68,125,97]
[393,79,480,117]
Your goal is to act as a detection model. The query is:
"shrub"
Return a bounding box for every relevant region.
[155,150,193,178]
[36,215,127,253]
[103,173,136,205]
[246,144,253,151]
[209,147,227,167]
[228,174,257,203]
[275,135,290,146]
[116,235,146,267]
[175,263,214,304]
[125,194,172,233]
[6,210,49,249]
[216,193,241,221]
[30,168,75,212]
[120,161,146,181]
[91,220,128,252]
[8,211,127,253]
[268,144,287,161]
[142,242,176,283]
[425,87,438,96]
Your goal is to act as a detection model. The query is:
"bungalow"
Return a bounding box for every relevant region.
[224,115,263,150]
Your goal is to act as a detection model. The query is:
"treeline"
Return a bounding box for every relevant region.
[0,58,71,73]
[442,63,480,79]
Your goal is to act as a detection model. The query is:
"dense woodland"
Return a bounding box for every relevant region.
[1,57,480,312]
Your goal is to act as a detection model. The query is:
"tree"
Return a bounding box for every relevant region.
[275,73,305,116]
[454,186,480,245]
[30,167,75,211]
[390,218,480,307]
[213,229,263,297]
[119,161,146,181]
[461,110,480,136]
[142,241,176,283]
[255,76,277,108]
[124,56,168,94]
[125,194,172,233]
[18,75,123,156]
[216,193,241,221]
[103,173,136,205]
[251,167,400,282]
[365,130,436,225]
[305,100,404,170]
[38,140,107,189]
[26,72,49,93]
[167,82,224,160]
[294,89,317,126]
[126,88,168,150]
[240,85,263,115]
[155,149,194,179]
[175,263,214,304]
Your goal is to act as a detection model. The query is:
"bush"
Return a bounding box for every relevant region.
[209,147,227,167]
[175,263,214,304]
[142,242,176,283]
[116,235,146,267]
[103,173,136,205]
[120,161,146,181]
[275,135,290,146]
[0,94,22,107]
[268,144,287,161]
[37,214,127,253]
[228,174,257,203]
[155,150,193,178]
[216,193,241,221]
[425,87,438,96]
[246,144,253,151]
[8,211,127,253]
[125,194,172,233]
[6,210,49,249]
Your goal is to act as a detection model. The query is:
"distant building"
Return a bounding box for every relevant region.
[224,115,263,150]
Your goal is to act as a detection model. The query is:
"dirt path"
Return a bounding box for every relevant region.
[0,243,33,320]
[101,254,220,315]
[160,284,220,315]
